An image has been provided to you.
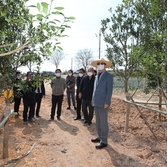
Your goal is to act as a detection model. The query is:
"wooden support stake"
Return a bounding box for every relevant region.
[3,120,9,159]
[124,102,130,133]
[126,97,159,142]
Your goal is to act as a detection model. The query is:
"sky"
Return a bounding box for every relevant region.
[19,0,122,73]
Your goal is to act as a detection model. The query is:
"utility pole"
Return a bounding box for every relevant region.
[71,57,73,70]
[99,29,101,59]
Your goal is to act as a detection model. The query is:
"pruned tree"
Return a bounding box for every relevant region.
[75,49,93,70]
[50,51,66,69]
[101,0,141,93]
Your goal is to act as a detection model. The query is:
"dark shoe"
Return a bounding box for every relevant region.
[15,112,21,116]
[57,116,61,120]
[83,120,88,126]
[49,118,54,121]
[74,107,77,110]
[87,122,92,127]
[74,117,81,120]
[67,107,71,110]
[36,115,41,118]
[81,117,85,121]
[91,137,100,143]
[23,120,28,124]
[28,118,35,122]
[95,143,107,149]
[83,123,88,126]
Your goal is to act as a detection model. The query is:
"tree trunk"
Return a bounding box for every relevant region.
[124,77,129,98]
[158,78,162,121]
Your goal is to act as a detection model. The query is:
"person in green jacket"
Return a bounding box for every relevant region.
[49,69,66,121]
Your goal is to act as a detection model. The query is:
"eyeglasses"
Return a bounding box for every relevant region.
[97,62,106,65]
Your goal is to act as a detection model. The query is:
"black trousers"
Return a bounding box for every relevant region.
[76,97,82,119]
[50,94,63,119]
[35,93,43,116]
[14,97,21,113]
[23,98,35,121]
[82,99,94,124]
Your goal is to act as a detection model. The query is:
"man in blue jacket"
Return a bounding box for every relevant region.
[91,58,113,149]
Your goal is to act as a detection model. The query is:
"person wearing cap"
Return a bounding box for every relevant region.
[22,71,36,124]
[49,69,66,121]
[13,71,22,116]
[74,68,85,120]
[91,58,113,149]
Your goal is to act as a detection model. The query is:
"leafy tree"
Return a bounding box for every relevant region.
[134,0,167,90]
[101,0,141,93]
[101,0,167,96]
[0,0,75,91]
[0,0,75,158]
[75,49,93,71]
[49,51,66,69]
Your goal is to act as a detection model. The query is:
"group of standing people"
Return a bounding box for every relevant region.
[49,68,86,122]
[78,67,95,127]
[65,67,97,127]
[13,58,113,150]
[13,71,45,124]
[49,58,113,150]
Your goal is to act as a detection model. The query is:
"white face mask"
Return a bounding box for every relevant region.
[97,64,105,71]
[87,72,93,76]
[55,73,61,77]
[68,73,72,76]
[79,73,83,77]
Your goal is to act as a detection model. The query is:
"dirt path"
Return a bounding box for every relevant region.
[0,86,167,167]
[5,96,117,167]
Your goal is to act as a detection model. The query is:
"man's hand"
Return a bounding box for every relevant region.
[104,104,109,108]
[78,93,82,99]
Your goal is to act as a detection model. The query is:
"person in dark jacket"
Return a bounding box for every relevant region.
[34,72,45,118]
[74,68,85,120]
[13,71,22,116]
[22,71,36,124]
[66,70,76,110]
[79,68,95,126]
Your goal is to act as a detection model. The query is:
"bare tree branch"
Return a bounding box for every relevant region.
[0,41,30,57]
[50,51,66,69]
[75,49,93,70]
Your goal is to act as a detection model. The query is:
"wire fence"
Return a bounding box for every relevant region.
[113,76,146,90]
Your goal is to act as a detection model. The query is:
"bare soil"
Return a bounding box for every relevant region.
[0,85,167,167]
